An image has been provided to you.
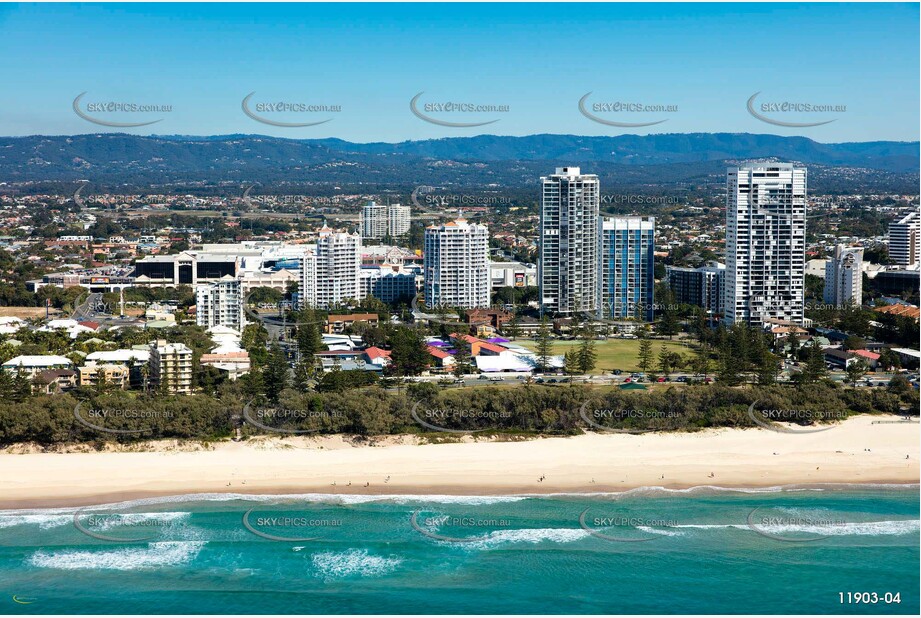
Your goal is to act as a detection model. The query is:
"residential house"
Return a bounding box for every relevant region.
[33,369,77,394]
[2,355,73,378]
[362,347,391,369]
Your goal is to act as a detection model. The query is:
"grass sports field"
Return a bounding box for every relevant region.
[514,338,696,372]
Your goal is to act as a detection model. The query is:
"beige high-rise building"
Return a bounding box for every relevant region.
[149,340,193,395]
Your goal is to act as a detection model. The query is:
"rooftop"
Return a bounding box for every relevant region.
[2,355,72,368]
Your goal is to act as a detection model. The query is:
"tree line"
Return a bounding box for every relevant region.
[1,378,915,447]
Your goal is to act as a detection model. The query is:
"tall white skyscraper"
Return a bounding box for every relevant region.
[300,252,317,307]
[195,276,245,331]
[388,203,411,237]
[361,201,388,239]
[539,167,600,315]
[824,245,863,308]
[724,163,807,326]
[423,218,490,309]
[361,201,411,239]
[889,211,919,266]
[300,226,362,308]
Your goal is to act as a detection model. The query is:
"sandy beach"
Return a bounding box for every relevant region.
[1,414,917,509]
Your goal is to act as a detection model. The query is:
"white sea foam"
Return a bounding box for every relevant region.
[672,519,920,537]
[0,512,73,529]
[311,549,401,579]
[528,483,919,500]
[604,485,824,498]
[46,492,529,511]
[82,512,189,531]
[27,541,205,570]
[0,510,189,531]
[457,527,590,549]
[635,525,685,537]
[11,483,913,513]
[328,494,528,506]
[493,486,822,502]
[754,519,920,537]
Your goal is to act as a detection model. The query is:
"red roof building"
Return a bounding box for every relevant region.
[364,346,391,361]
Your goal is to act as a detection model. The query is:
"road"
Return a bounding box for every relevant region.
[71,291,140,328]
[395,369,906,390]
[71,292,103,320]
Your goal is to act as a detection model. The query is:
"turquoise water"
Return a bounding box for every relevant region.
[1,485,917,614]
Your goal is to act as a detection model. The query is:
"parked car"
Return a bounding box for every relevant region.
[656,377,666,382]
[675,376,688,383]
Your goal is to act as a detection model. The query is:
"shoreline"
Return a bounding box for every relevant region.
[2,482,919,512]
[1,414,918,510]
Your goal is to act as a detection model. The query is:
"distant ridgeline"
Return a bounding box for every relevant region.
[0,133,917,194]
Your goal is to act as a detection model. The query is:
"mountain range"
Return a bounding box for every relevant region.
[0,133,916,193]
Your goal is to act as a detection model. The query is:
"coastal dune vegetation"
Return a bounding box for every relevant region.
[0,379,915,447]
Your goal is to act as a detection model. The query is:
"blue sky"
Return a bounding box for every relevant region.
[0,2,917,142]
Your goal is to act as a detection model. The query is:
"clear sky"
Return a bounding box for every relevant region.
[0,2,918,142]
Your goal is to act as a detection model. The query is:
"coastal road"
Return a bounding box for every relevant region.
[402,370,907,390]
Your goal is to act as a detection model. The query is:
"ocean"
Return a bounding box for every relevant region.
[1,485,917,615]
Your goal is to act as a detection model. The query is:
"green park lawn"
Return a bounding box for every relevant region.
[513,337,696,372]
